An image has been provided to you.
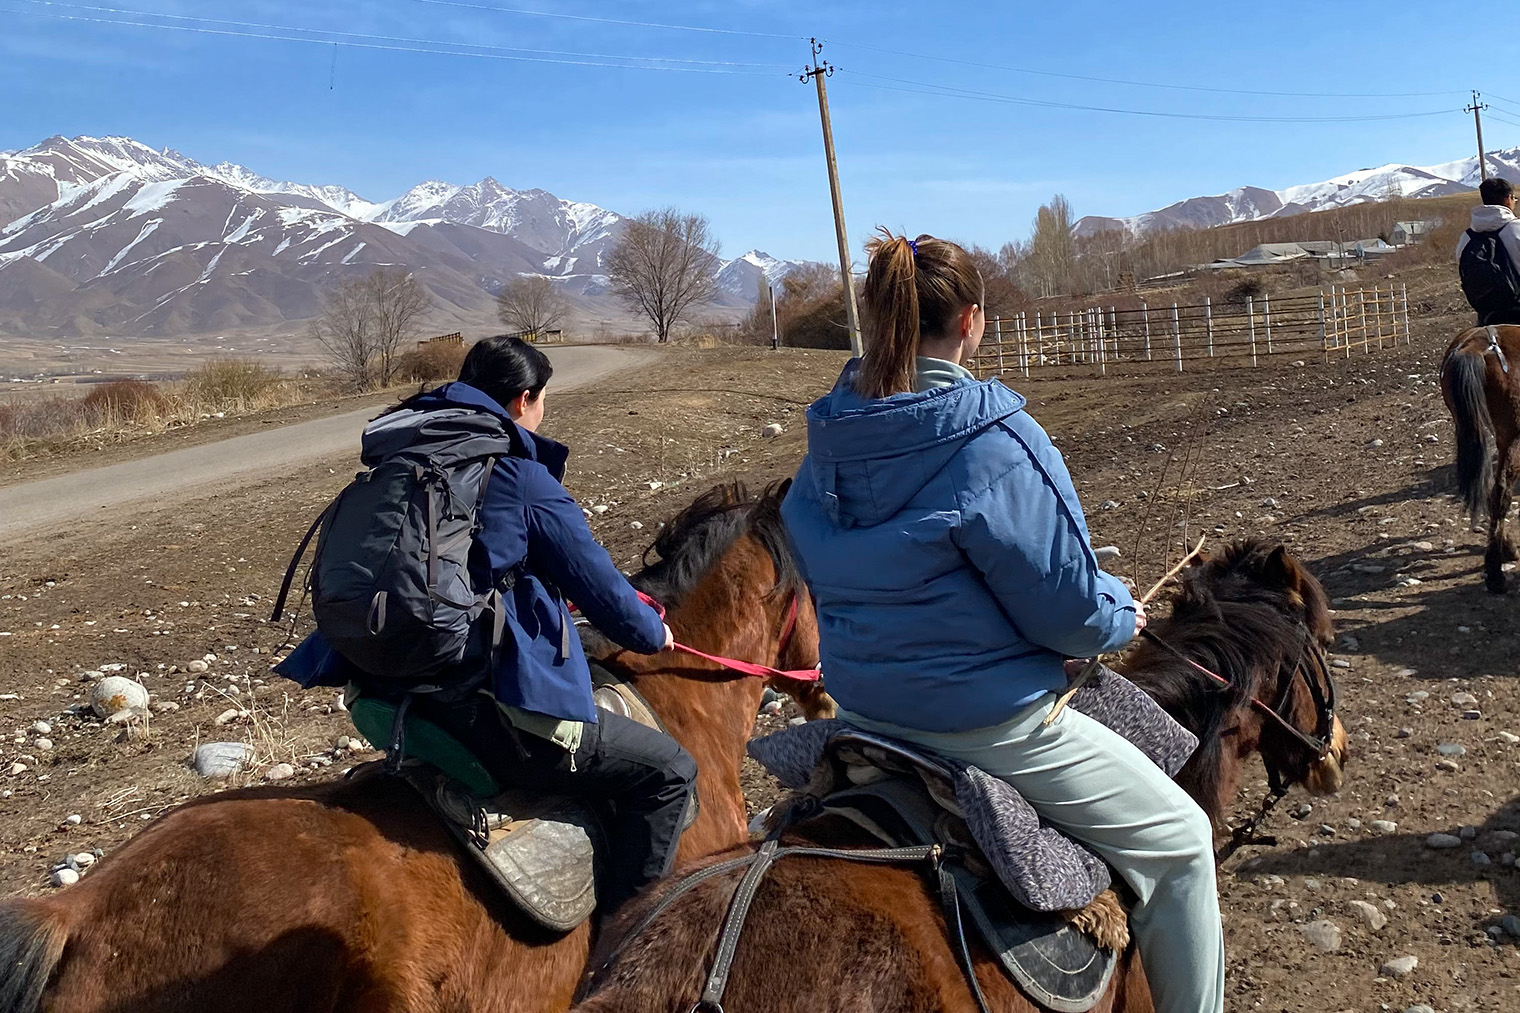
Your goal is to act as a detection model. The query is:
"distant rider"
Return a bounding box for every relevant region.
[1456,177,1520,325]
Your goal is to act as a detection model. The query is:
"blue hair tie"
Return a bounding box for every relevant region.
[907,238,918,258]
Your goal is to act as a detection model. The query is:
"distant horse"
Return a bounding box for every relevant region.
[576,540,1349,1013]
[1442,324,1520,591]
[0,482,827,1013]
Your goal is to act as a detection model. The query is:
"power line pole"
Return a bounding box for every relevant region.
[1467,89,1490,181]
[801,39,862,357]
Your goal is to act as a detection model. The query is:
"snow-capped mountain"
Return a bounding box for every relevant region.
[714,250,806,299]
[1075,146,1520,239]
[0,134,786,338]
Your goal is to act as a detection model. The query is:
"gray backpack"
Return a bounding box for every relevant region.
[272,403,527,686]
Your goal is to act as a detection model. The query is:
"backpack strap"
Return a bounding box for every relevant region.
[271,502,332,622]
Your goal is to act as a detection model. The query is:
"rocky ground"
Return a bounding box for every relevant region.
[2,327,1519,1011]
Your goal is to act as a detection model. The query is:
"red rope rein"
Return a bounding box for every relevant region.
[637,591,820,683]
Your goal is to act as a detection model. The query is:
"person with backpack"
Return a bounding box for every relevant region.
[277,335,695,912]
[780,231,1222,1013]
[1456,176,1520,325]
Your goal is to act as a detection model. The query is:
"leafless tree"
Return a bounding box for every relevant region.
[497,275,570,336]
[606,208,721,343]
[1028,194,1077,297]
[310,269,431,389]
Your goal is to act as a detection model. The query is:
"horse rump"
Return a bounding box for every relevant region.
[0,901,66,1013]
[1445,348,1494,520]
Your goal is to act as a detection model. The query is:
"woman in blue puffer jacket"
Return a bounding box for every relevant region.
[780,232,1222,1013]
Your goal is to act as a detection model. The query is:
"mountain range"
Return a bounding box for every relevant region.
[0,135,807,340]
[1074,146,1520,239]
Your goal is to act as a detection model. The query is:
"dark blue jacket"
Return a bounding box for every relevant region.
[781,361,1136,733]
[277,382,665,721]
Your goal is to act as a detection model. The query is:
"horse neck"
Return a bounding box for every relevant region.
[618,536,778,861]
[1122,630,1275,824]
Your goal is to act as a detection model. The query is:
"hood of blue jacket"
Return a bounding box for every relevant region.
[802,360,1026,527]
[363,382,569,479]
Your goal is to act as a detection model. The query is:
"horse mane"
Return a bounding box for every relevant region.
[631,480,802,608]
[1118,538,1332,816]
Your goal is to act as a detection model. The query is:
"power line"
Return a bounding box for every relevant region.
[404,0,802,41]
[824,38,1464,101]
[841,70,1459,124]
[2,0,790,74]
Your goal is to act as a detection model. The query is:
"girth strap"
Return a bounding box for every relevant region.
[585,839,991,1013]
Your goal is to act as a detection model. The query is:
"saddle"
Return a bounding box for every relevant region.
[349,660,691,934]
[747,666,1198,1013]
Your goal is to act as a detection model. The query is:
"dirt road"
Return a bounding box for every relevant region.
[0,345,649,542]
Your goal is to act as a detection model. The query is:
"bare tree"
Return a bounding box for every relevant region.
[497,275,570,336]
[311,268,431,389]
[1028,194,1077,297]
[605,208,721,343]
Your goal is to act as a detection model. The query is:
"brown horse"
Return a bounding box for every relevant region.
[576,540,1349,1013]
[0,482,827,1013]
[1442,323,1520,592]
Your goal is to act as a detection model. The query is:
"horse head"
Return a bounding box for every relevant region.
[1123,539,1347,823]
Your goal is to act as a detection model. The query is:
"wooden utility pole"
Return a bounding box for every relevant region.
[801,39,862,357]
[1467,90,1490,181]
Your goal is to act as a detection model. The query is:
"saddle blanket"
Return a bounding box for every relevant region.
[747,664,1197,913]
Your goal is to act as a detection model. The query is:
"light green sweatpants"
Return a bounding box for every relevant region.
[838,692,1224,1013]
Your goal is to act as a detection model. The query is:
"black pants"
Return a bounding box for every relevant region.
[1480,308,1520,326]
[416,694,697,911]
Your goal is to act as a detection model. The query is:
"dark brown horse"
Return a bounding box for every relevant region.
[0,483,827,1013]
[1442,324,1520,592]
[575,540,1349,1013]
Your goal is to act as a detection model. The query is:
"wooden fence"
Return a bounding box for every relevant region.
[964,284,1411,379]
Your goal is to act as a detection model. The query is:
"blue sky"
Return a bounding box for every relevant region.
[1,0,1514,263]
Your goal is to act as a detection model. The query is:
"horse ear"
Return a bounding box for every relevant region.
[775,477,793,498]
[1263,544,1298,590]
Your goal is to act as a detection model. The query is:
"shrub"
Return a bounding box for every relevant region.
[187,357,281,405]
[1223,276,1268,306]
[396,341,469,382]
[81,380,169,423]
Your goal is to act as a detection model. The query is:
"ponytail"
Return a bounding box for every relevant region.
[855,228,984,399]
[857,231,920,399]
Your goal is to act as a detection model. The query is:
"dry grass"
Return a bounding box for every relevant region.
[0,357,313,461]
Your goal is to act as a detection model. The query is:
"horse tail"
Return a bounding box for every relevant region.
[0,901,67,1013]
[1446,347,1494,521]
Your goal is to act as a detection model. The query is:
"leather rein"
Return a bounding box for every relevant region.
[637,590,820,684]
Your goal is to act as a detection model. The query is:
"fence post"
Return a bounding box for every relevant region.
[1358,288,1368,353]
[1142,300,1152,361]
[1371,285,1381,350]
[1341,287,1351,359]
[1387,286,1396,351]
[1317,291,1329,364]
[1247,295,1258,367]
[994,315,1004,374]
[1069,311,1077,365]
[1034,311,1044,365]
[1263,293,1272,355]
[1098,319,1107,377]
[1205,297,1214,357]
[1171,303,1182,373]
[1019,312,1030,377]
[1401,283,1411,344]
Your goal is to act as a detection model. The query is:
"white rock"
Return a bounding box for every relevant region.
[89,676,149,719]
[591,504,609,515]
[30,721,51,735]
[762,423,784,438]
[1299,920,1342,952]
[50,868,79,888]
[213,709,248,726]
[187,659,209,674]
[1348,899,1388,932]
[74,852,95,867]
[263,763,296,782]
[34,738,52,751]
[65,814,81,825]
[1380,954,1418,978]
[1426,833,1462,849]
[1093,545,1122,563]
[193,742,253,778]
[8,762,26,775]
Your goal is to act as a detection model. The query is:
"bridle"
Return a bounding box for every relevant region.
[636,590,819,683]
[1138,624,1337,787]
[1138,622,1339,861]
